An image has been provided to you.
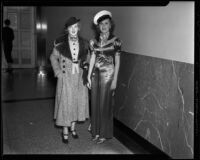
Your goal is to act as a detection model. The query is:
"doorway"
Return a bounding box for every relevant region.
[3,6,36,68]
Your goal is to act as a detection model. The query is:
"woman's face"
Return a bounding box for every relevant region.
[68,23,79,37]
[99,18,111,34]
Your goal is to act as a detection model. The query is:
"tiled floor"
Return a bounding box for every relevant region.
[2,69,133,154]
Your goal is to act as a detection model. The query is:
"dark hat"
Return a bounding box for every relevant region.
[4,19,11,25]
[93,10,112,25]
[65,17,80,28]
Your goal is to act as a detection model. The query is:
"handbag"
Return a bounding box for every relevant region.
[80,61,89,85]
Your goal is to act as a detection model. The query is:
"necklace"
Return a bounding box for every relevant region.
[100,32,110,46]
[100,33,108,40]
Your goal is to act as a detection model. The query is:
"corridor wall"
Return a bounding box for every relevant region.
[42,2,194,158]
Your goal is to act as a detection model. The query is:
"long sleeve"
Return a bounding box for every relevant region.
[50,47,61,78]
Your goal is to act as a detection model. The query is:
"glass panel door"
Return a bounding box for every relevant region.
[3,7,36,68]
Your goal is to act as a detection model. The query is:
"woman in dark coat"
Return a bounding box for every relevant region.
[87,10,122,144]
[50,17,89,144]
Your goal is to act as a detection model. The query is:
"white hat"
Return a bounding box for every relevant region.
[93,10,112,25]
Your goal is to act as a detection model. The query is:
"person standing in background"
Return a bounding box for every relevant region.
[50,17,90,144]
[87,10,122,144]
[2,19,14,73]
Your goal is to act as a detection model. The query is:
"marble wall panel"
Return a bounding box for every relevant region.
[114,52,194,159]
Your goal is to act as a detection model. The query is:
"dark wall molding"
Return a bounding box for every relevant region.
[114,118,171,158]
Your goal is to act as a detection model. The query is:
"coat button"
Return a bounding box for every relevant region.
[63,65,65,68]
[63,71,65,73]
[62,60,65,63]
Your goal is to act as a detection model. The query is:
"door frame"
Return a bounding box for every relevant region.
[3,6,36,68]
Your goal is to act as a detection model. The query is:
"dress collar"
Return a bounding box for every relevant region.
[55,35,87,61]
[100,32,110,41]
[68,35,79,42]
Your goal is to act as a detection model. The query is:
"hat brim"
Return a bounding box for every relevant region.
[97,15,111,24]
[69,19,80,26]
[65,18,80,28]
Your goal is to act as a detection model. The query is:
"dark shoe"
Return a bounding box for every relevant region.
[97,138,106,144]
[6,68,13,73]
[71,130,79,139]
[62,133,69,144]
[5,69,10,73]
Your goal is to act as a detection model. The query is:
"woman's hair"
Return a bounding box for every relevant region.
[91,18,115,41]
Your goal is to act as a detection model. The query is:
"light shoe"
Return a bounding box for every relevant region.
[96,138,106,144]
[92,135,99,141]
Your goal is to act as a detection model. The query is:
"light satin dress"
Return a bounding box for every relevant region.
[90,35,121,139]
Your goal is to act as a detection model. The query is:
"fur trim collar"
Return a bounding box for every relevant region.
[55,34,88,61]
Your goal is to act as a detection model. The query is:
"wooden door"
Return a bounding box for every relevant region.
[3,6,36,68]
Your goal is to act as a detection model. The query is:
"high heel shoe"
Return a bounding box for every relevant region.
[71,130,79,139]
[92,135,99,141]
[62,133,69,144]
[96,138,106,144]
[88,124,91,133]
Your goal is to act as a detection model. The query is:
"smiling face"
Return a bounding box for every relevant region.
[67,23,79,37]
[98,18,111,34]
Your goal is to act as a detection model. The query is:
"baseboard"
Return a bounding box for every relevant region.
[113,118,171,158]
